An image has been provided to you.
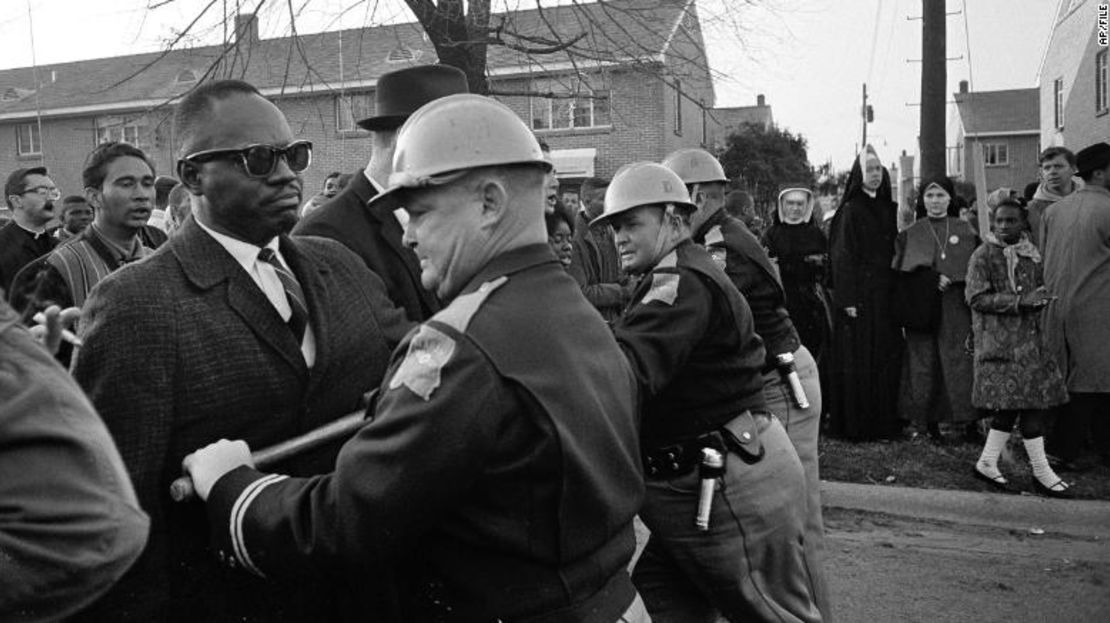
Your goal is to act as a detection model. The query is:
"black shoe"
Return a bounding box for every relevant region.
[1033,478,1074,499]
[973,466,1016,493]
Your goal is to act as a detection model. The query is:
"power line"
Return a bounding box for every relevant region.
[865,0,883,85]
[962,0,974,90]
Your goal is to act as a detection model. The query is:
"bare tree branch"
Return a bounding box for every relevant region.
[98,0,222,92]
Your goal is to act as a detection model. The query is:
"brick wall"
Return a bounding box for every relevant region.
[1,60,713,199]
[495,68,668,179]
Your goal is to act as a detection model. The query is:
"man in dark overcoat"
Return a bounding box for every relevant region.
[71,80,410,622]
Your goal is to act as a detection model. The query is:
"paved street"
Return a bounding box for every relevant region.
[823,483,1110,622]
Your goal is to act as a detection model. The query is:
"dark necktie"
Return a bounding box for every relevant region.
[257,247,309,343]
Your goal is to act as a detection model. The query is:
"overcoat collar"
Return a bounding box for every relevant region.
[171,215,331,378]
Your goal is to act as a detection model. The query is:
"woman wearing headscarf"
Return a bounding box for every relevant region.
[827,146,904,440]
[891,176,978,441]
[764,185,831,362]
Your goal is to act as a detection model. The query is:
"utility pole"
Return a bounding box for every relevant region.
[920,0,947,182]
[861,83,875,148]
[862,83,868,147]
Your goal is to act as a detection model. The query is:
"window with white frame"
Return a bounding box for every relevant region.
[1097,50,1108,114]
[1054,78,1065,129]
[983,142,1009,166]
[95,117,145,147]
[17,123,41,156]
[530,78,610,131]
[336,92,374,132]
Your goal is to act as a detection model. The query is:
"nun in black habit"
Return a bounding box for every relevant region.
[763,185,831,362]
[827,146,905,440]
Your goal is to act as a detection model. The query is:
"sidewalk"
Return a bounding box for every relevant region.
[821,480,1110,540]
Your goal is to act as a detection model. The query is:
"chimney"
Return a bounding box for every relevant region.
[235,12,259,44]
[959,80,968,94]
[756,94,766,107]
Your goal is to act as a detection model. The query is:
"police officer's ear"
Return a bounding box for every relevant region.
[688,183,705,209]
[177,160,203,195]
[476,173,511,226]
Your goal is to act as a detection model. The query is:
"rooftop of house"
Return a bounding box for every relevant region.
[712,102,773,129]
[0,0,697,119]
[953,87,1039,135]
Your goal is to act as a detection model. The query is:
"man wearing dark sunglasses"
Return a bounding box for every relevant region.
[70,80,412,622]
[0,167,59,295]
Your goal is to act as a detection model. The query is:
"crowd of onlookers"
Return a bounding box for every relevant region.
[541,143,1110,499]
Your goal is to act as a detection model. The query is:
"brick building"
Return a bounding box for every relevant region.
[1038,0,1110,150]
[0,0,722,208]
[947,82,1040,192]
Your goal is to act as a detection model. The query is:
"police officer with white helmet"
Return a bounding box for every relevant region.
[600,161,821,622]
[183,94,649,622]
[663,147,831,620]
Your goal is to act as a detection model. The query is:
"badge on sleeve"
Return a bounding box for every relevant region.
[641,272,681,306]
[389,324,456,401]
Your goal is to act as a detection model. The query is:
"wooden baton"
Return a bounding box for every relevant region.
[170,411,369,503]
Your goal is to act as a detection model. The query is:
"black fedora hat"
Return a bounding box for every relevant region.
[1076,142,1110,176]
[357,64,469,131]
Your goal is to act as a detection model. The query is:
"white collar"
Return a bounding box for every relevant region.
[194,214,280,273]
[362,169,386,193]
[14,218,46,237]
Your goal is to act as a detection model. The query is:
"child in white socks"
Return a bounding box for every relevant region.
[965,198,1071,498]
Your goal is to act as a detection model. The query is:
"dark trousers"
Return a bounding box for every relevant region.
[987,409,1047,439]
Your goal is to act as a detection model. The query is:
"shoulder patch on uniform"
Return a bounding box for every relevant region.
[704,225,725,247]
[388,324,457,401]
[432,275,508,333]
[641,272,681,306]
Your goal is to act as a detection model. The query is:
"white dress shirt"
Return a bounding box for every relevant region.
[194,216,316,367]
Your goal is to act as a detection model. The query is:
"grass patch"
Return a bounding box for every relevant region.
[819,436,1110,501]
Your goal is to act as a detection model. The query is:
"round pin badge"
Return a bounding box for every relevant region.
[949,235,959,244]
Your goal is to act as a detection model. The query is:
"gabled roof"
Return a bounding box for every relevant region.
[953,87,1039,135]
[0,0,691,120]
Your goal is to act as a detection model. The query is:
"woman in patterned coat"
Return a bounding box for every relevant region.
[967,199,1071,498]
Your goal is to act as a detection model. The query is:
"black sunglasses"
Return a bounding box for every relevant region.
[181,140,313,178]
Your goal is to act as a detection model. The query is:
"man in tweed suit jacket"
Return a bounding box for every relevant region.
[71,80,412,621]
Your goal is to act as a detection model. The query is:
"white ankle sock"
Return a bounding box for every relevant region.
[1024,436,1067,490]
[977,429,1010,480]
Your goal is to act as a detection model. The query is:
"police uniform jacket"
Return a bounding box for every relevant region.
[293,171,441,322]
[614,239,767,446]
[204,244,645,622]
[696,209,800,367]
[71,216,411,622]
[0,299,149,622]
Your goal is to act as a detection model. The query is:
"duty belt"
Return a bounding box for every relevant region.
[642,411,772,480]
